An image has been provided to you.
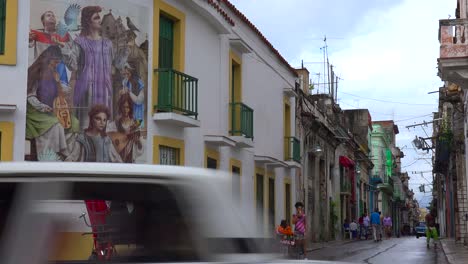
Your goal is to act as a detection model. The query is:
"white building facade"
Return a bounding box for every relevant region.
[0,0,300,235]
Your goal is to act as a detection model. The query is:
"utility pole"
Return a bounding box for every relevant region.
[405,119,441,129]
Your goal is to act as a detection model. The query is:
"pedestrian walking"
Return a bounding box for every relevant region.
[350,219,358,239]
[292,202,307,259]
[358,214,364,239]
[383,215,392,239]
[425,210,438,249]
[343,219,351,239]
[379,211,383,240]
[371,209,382,242]
[363,213,370,240]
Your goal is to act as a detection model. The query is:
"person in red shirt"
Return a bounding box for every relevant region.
[358,214,365,239]
[425,211,438,248]
[277,220,294,236]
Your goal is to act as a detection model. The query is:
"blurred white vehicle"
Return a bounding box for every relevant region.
[0,162,350,264]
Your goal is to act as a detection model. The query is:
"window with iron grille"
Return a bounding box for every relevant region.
[159,145,179,165]
[0,0,6,54]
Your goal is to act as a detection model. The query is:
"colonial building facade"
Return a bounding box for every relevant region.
[0,0,300,243]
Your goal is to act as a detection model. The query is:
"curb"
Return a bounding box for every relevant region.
[306,240,355,252]
[440,241,452,264]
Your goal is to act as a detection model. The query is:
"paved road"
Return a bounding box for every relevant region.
[307,236,448,263]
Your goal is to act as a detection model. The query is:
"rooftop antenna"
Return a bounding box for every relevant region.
[319,35,330,96]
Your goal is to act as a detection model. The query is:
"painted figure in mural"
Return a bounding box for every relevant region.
[120,63,145,127]
[126,31,148,117]
[61,6,126,129]
[67,104,122,162]
[26,46,79,161]
[28,10,71,84]
[107,94,144,163]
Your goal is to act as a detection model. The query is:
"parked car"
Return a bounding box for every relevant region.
[415,222,427,238]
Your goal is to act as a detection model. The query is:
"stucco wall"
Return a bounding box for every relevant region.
[0,0,298,230]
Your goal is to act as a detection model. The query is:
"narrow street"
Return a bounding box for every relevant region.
[308,237,448,263]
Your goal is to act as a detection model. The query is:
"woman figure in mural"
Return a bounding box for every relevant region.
[107,94,144,163]
[61,6,127,129]
[67,104,122,162]
[120,63,145,127]
[26,46,79,161]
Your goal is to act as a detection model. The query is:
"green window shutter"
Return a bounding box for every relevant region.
[157,15,175,110]
[159,15,174,69]
[0,0,6,55]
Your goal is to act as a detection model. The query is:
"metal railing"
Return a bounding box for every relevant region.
[154,68,198,119]
[284,136,300,163]
[230,102,253,139]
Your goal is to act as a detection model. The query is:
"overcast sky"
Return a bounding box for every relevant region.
[229,0,455,206]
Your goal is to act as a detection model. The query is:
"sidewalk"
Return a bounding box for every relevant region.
[440,238,468,264]
[307,239,355,252]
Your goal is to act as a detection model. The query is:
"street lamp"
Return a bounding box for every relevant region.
[311,144,322,154]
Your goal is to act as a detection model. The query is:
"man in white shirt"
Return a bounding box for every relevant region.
[350,219,358,239]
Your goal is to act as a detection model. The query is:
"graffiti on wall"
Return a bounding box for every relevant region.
[26,0,149,163]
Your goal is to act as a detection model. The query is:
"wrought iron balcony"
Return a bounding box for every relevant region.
[230,102,254,139]
[154,68,198,119]
[284,137,300,163]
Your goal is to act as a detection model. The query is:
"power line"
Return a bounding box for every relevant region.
[395,114,433,122]
[402,159,423,168]
[340,102,435,121]
[339,91,436,106]
[340,101,422,118]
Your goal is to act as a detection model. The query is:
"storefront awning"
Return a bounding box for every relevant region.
[339,156,355,168]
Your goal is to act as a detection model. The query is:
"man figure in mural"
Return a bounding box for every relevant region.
[67,104,122,162]
[29,10,71,83]
[26,46,79,161]
[107,93,144,163]
[61,6,127,129]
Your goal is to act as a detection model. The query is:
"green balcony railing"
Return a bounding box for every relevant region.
[154,68,198,119]
[230,102,253,139]
[284,137,300,163]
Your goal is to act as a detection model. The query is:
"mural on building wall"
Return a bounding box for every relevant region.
[26,0,149,163]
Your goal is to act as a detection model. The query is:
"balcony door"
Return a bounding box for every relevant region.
[159,15,173,69]
[229,53,242,136]
[158,15,174,110]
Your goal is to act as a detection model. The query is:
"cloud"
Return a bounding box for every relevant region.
[228,0,453,204]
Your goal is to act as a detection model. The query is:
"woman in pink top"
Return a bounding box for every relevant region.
[292,202,306,259]
[383,215,392,239]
